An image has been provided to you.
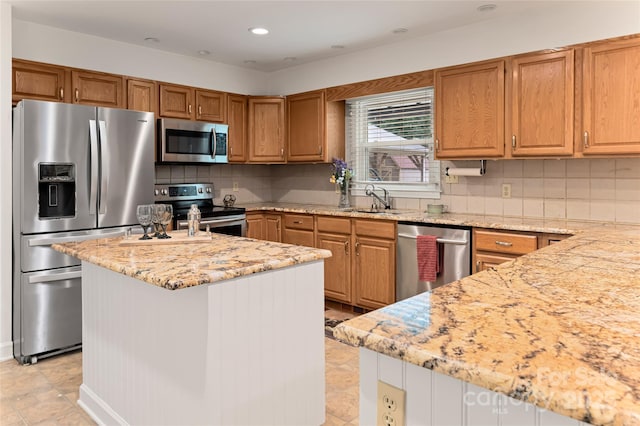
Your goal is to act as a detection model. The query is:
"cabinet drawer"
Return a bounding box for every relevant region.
[316,216,351,234]
[354,219,395,240]
[475,230,537,255]
[283,214,314,230]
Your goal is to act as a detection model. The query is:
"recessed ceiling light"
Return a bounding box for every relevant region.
[249,27,269,35]
[283,57,297,62]
[144,37,159,43]
[198,50,210,56]
[244,60,257,64]
[392,28,408,34]
[477,4,497,12]
[331,45,345,49]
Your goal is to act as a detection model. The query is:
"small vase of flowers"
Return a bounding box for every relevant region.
[330,158,353,209]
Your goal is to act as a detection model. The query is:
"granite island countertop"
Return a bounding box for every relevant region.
[333,226,640,425]
[52,231,331,290]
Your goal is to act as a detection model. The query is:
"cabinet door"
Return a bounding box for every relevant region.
[12,59,69,104]
[582,38,640,155]
[353,236,395,309]
[196,89,226,122]
[282,229,314,247]
[248,97,286,163]
[71,70,124,108]
[246,213,264,240]
[228,94,248,162]
[475,253,515,273]
[317,232,352,303]
[510,50,574,157]
[264,214,282,242]
[287,90,325,162]
[435,60,505,159]
[127,78,157,114]
[159,84,194,119]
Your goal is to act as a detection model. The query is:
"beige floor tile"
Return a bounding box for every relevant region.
[19,394,77,425]
[326,389,359,423]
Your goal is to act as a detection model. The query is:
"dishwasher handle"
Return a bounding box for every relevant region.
[397,233,468,246]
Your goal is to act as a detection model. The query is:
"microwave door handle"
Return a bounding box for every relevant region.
[89,120,98,215]
[98,120,108,214]
[211,128,217,159]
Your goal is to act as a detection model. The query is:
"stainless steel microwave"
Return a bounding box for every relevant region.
[157,118,228,164]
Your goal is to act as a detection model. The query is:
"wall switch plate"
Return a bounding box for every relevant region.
[502,183,512,199]
[377,380,405,426]
[445,174,459,184]
[233,182,239,192]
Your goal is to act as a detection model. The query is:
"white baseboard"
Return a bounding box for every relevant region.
[0,340,13,362]
[79,384,127,426]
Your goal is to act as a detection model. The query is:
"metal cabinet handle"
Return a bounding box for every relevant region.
[476,261,481,273]
[188,104,192,114]
[319,145,323,155]
[281,148,284,157]
[344,240,349,254]
[59,87,64,100]
[512,135,516,149]
[583,131,589,148]
[435,139,440,151]
[355,241,360,256]
[198,105,202,116]
[74,88,79,102]
[495,241,513,247]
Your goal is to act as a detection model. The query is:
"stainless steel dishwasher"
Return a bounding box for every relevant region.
[396,222,471,301]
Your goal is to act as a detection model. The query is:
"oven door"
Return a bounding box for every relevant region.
[176,214,246,237]
[158,118,228,163]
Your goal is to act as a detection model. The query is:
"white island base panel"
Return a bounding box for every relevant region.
[78,261,325,426]
[360,348,592,426]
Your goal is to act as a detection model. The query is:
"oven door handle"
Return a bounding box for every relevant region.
[199,215,246,226]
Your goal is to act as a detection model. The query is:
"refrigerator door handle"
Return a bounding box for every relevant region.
[28,269,82,284]
[89,120,99,215]
[98,120,108,214]
[28,230,126,247]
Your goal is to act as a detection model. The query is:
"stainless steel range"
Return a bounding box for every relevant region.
[154,183,246,237]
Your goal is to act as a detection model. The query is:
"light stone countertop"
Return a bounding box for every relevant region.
[240,202,631,235]
[52,230,331,290]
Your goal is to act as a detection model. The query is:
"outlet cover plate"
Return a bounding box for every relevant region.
[377,380,405,426]
[445,174,459,184]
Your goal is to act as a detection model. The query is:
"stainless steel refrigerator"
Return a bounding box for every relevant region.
[12,99,155,364]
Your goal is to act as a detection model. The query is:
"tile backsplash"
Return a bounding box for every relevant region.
[156,158,640,224]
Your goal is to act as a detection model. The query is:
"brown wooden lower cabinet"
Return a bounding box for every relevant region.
[282,213,314,247]
[475,252,517,273]
[246,212,281,242]
[316,216,352,304]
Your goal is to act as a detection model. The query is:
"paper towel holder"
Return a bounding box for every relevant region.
[445,160,486,177]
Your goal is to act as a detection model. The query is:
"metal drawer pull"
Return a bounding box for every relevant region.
[495,241,513,247]
[29,230,125,246]
[293,220,303,224]
[397,233,468,245]
[28,270,81,284]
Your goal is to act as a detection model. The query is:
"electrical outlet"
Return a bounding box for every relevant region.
[377,381,405,426]
[445,174,459,184]
[502,183,512,199]
[233,182,239,192]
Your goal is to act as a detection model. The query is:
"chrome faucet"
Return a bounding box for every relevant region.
[364,184,391,210]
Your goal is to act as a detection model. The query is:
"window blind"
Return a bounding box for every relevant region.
[346,87,440,197]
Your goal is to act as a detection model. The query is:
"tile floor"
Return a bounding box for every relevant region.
[0,309,359,425]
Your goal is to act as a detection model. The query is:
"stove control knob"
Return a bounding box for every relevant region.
[206,187,212,193]
[198,187,203,194]
[161,189,168,196]
[154,189,160,196]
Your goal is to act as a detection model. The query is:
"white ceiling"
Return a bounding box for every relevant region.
[9,0,586,72]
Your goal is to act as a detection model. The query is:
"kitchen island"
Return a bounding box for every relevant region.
[334,226,640,426]
[53,231,332,426]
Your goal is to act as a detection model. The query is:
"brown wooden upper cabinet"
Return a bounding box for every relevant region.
[286,89,345,162]
[581,37,640,155]
[435,59,506,159]
[195,89,226,122]
[508,49,574,157]
[12,59,70,104]
[248,97,286,163]
[227,94,248,162]
[127,78,157,114]
[159,83,194,119]
[71,70,124,108]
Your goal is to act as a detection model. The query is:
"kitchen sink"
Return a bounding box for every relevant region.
[349,209,404,215]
